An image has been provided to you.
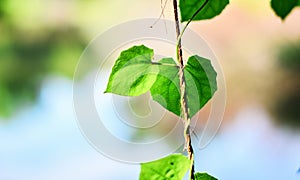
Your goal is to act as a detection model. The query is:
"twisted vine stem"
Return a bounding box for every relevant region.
[172,0,209,179]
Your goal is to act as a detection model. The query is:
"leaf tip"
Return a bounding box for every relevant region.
[194,172,218,180]
[103,88,111,94]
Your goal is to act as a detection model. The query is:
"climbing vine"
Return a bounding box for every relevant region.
[105,0,299,179]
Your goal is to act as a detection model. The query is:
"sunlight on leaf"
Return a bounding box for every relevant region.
[105,45,158,96]
[150,58,181,116]
[139,154,190,180]
[106,45,217,118]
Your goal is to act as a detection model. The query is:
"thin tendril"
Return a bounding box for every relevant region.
[176,0,209,61]
[150,0,170,28]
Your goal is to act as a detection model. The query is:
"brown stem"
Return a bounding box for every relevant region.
[172,0,195,179]
[172,0,183,66]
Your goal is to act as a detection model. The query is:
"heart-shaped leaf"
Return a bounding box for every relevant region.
[105,45,159,96]
[106,45,217,118]
[184,55,217,117]
[150,55,217,118]
[150,58,181,116]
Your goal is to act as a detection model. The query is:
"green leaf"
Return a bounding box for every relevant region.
[150,55,217,118]
[106,45,217,118]
[271,0,298,20]
[105,45,159,96]
[139,154,191,180]
[179,0,229,22]
[184,55,217,117]
[150,58,181,116]
[195,172,218,180]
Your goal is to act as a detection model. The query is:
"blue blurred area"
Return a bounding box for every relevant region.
[0,77,139,179]
[0,77,299,179]
[196,107,300,180]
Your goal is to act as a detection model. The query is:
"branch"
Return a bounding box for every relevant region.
[172,0,195,179]
[173,0,184,66]
[172,1,210,179]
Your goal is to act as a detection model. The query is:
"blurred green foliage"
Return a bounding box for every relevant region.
[277,42,300,72]
[0,0,5,19]
[0,0,86,117]
[274,92,300,128]
[272,41,300,128]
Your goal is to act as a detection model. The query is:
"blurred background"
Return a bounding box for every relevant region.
[0,0,299,179]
